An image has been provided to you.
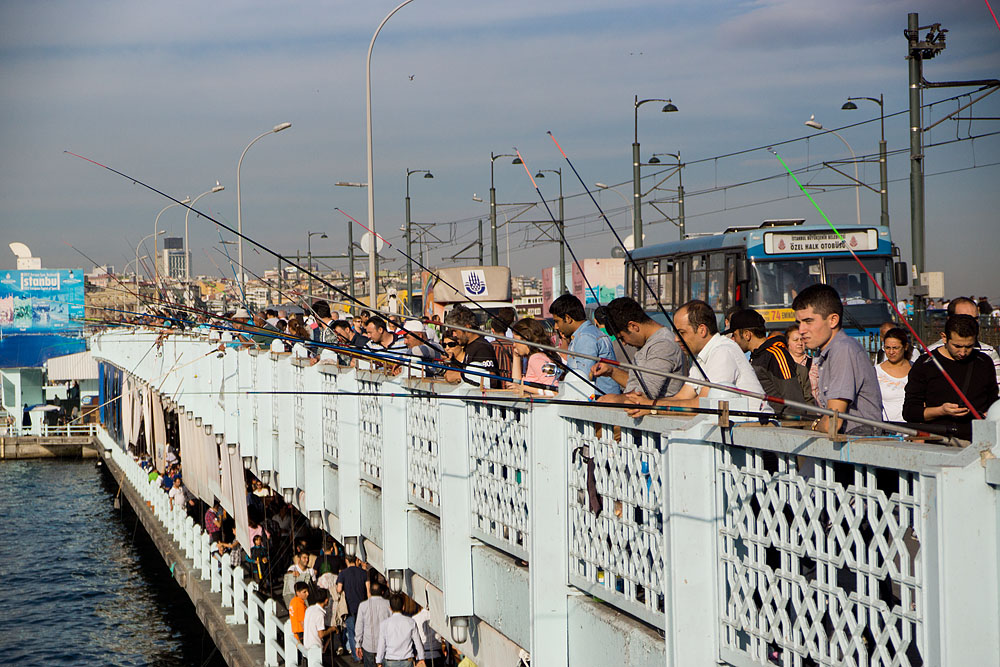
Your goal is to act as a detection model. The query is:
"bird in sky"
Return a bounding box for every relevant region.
[409,74,415,81]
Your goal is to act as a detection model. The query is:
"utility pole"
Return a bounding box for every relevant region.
[347,220,356,301]
[907,13,928,288]
[478,219,484,265]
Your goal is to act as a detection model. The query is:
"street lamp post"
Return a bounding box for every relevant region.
[490,152,518,266]
[843,94,888,228]
[236,122,292,292]
[805,115,861,226]
[307,231,328,301]
[633,95,678,250]
[366,0,417,309]
[405,169,433,313]
[185,182,224,280]
[153,197,191,284]
[535,169,566,295]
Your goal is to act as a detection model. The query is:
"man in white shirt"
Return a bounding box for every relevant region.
[303,589,337,656]
[376,593,426,667]
[412,606,445,666]
[355,582,392,666]
[626,299,769,416]
[168,477,187,511]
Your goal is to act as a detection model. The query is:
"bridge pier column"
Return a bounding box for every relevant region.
[439,394,475,636]
[381,380,410,591]
[338,371,363,547]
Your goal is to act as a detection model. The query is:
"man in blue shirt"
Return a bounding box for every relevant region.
[549,294,618,396]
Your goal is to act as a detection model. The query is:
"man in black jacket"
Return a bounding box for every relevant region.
[903,314,998,440]
[727,309,810,415]
[444,305,501,389]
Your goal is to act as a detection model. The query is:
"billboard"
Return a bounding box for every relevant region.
[542,258,624,315]
[0,270,85,334]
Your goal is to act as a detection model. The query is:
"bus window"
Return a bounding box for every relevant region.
[725,255,737,308]
[751,259,821,306]
[689,254,707,301]
[644,260,660,309]
[707,254,724,307]
[824,258,891,305]
[659,262,673,309]
[675,258,687,305]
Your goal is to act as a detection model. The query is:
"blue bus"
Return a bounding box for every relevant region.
[627,220,908,348]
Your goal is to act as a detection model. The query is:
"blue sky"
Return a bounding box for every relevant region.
[1,0,998,298]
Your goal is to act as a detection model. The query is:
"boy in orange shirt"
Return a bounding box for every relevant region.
[289,581,310,641]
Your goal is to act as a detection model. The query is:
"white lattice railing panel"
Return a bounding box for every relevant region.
[358,377,383,484]
[407,395,441,513]
[321,372,339,463]
[567,419,666,627]
[271,358,280,433]
[292,364,304,446]
[469,402,529,559]
[718,446,925,667]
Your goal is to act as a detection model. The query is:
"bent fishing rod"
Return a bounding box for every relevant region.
[545,131,711,386]
[333,207,607,397]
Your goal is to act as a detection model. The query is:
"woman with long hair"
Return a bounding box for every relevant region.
[875,327,912,422]
[510,317,562,395]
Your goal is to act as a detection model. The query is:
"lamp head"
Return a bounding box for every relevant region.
[805,115,823,130]
[662,100,678,112]
[424,172,434,179]
[211,181,225,193]
[321,233,328,239]
[511,157,522,165]
[841,101,858,110]
[595,182,609,189]
[648,156,660,164]
[273,122,292,133]
[534,171,544,178]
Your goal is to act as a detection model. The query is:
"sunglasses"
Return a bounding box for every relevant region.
[443,341,461,348]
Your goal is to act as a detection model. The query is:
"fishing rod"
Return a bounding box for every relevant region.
[768,147,983,420]
[546,131,712,385]
[65,151,378,317]
[334,207,607,396]
[511,147,654,399]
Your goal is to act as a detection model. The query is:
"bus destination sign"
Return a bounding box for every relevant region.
[763,229,878,255]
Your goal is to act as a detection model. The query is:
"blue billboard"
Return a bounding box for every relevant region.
[0,270,86,368]
[0,270,85,333]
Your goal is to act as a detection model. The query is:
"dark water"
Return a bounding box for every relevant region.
[0,459,226,667]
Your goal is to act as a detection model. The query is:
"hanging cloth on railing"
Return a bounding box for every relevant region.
[572,446,602,515]
[142,384,154,467]
[152,392,167,472]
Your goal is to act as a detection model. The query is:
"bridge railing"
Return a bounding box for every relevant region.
[91,330,1000,667]
[101,429,319,667]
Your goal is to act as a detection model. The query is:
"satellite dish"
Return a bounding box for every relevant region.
[9,242,31,258]
[622,233,647,252]
[360,232,385,255]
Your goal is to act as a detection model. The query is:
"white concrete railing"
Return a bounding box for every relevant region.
[1,422,98,437]
[92,330,1000,667]
[99,429,321,667]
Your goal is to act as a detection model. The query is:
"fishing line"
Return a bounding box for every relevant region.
[768,146,982,419]
[512,147,653,399]
[546,131,711,386]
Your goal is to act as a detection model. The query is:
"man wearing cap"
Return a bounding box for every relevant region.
[727,309,811,415]
[399,320,440,377]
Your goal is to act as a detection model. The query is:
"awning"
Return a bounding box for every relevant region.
[44,351,98,381]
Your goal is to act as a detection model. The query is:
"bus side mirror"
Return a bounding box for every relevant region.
[736,258,751,283]
[894,261,908,287]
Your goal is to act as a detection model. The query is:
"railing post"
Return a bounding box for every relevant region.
[283,619,299,666]
[381,379,410,586]
[337,370,363,545]
[264,598,279,666]
[528,400,570,665]
[230,568,247,625]
[247,581,262,644]
[221,559,234,608]
[662,416,719,665]
[438,393,476,628]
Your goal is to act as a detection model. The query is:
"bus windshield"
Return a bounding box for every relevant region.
[751,259,821,306]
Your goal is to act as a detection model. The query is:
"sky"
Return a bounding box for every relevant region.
[1,0,998,299]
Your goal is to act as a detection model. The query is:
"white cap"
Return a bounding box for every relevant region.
[233,308,250,319]
[403,319,424,334]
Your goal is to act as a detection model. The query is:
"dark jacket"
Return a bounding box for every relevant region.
[902,349,998,440]
[749,334,809,415]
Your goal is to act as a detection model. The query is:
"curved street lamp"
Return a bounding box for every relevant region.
[805,115,861,226]
[490,152,519,266]
[136,230,164,308]
[185,181,224,280]
[536,169,566,294]
[236,122,292,291]
[366,0,418,308]
[307,231,328,300]
[843,94,888,228]
[633,96,678,250]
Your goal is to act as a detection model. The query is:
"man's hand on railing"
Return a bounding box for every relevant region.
[624,392,655,418]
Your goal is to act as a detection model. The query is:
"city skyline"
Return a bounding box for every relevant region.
[2,0,998,298]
